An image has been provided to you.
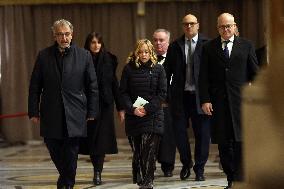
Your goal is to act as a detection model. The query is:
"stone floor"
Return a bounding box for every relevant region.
[0,139,228,189]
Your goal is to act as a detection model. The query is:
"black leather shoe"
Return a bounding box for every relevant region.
[224,181,233,189]
[93,171,102,185]
[180,166,190,180]
[163,170,173,177]
[195,174,205,181]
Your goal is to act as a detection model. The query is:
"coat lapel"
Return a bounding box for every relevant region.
[96,52,104,83]
[177,35,186,65]
[51,46,62,83]
[62,45,75,82]
[230,36,241,61]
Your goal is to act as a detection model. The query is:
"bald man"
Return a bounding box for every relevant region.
[199,13,258,189]
[164,14,210,181]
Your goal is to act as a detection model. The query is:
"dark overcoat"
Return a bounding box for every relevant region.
[80,51,123,155]
[28,43,99,139]
[119,60,167,137]
[198,36,259,143]
[164,34,209,116]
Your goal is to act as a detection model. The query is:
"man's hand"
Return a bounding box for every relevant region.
[201,103,213,115]
[30,117,40,124]
[118,110,125,123]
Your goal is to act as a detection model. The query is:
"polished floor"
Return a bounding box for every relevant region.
[0,138,228,189]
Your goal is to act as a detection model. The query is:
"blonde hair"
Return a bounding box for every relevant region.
[126,39,157,68]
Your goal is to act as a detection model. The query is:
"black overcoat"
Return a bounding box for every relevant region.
[198,36,259,143]
[119,61,167,137]
[164,34,209,116]
[28,43,99,139]
[79,51,123,155]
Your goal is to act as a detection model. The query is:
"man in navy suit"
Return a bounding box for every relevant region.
[164,14,211,181]
[199,13,259,189]
[28,19,99,189]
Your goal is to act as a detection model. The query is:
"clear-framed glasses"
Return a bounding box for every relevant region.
[55,32,72,37]
[183,22,198,27]
[218,24,235,30]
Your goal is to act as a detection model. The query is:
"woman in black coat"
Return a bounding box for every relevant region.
[80,32,124,185]
[120,39,167,189]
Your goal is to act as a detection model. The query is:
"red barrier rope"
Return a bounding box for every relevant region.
[0,112,28,119]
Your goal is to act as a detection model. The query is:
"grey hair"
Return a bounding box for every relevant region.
[153,28,171,41]
[51,19,73,33]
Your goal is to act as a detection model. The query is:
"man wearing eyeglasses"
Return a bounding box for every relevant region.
[28,19,99,189]
[164,14,210,181]
[199,13,259,189]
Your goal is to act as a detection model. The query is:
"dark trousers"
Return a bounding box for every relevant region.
[90,155,105,172]
[217,99,243,182]
[158,106,176,172]
[44,137,80,187]
[218,141,243,182]
[173,92,210,175]
[131,133,161,188]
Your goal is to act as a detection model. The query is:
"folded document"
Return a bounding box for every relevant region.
[133,96,149,107]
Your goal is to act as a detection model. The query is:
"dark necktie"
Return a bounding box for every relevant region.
[187,39,194,85]
[223,40,230,59]
[157,55,164,62]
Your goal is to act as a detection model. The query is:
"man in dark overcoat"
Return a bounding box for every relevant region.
[164,14,211,181]
[198,13,259,189]
[152,28,176,177]
[28,19,99,189]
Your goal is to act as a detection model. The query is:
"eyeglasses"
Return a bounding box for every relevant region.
[183,22,198,27]
[55,32,72,37]
[218,24,235,30]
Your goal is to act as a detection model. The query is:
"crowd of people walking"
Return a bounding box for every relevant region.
[28,12,259,189]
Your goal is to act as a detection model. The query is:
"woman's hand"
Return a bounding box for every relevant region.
[134,107,146,117]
